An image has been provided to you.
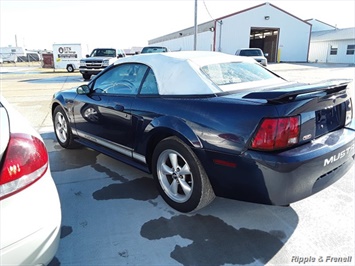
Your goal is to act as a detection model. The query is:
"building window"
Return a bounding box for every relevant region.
[330,45,338,55]
[346,44,355,55]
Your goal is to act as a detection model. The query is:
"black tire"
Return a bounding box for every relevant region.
[53,105,80,149]
[152,136,215,213]
[82,73,91,80]
[66,64,74,72]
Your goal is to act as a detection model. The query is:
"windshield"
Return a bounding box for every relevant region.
[239,49,263,56]
[90,49,116,57]
[200,62,278,89]
[141,47,168,53]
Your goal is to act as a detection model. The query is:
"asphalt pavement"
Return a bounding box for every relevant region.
[0,62,354,266]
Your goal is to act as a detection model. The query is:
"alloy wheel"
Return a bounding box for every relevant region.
[156,149,194,203]
[55,111,68,144]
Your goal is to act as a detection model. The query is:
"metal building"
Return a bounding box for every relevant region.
[307,19,355,64]
[149,2,311,63]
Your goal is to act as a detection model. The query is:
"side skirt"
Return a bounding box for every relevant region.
[74,138,150,174]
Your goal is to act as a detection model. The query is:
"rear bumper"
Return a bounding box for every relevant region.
[0,169,62,265]
[199,127,355,205]
[0,222,61,266]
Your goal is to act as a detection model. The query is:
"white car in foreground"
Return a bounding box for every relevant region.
[0,96,61,265]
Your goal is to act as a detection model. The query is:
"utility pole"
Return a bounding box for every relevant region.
[194,0,197,50]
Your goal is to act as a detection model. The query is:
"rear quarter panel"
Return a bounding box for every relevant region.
[132,96,279,155]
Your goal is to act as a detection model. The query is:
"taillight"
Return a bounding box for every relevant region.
[345,99,352,125]
[251,116,300,151]
[0,133,48,200]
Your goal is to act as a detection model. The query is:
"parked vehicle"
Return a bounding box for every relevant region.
[235,48,268,66]
[0,47,24,63]
[51,51,354,213]
[0,47,40,63]
[141,46,170,53]
[0,96,61,265]
[53,43,82,72]
[79,48,126,80]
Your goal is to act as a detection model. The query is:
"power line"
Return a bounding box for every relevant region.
[203,0,214,20]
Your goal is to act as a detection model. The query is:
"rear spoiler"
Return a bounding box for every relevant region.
[243,79,352,103]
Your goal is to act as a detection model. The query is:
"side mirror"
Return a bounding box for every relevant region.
[77,85,90,95]
[264,53,269,57]
[86,54,90,58]
[117,54,124,58]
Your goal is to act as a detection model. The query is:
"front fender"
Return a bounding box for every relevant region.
[51,90,77,125]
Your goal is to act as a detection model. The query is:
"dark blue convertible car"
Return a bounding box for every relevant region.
[52,51,355,212]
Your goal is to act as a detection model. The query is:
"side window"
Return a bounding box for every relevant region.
[140,69,159,95]
[346,44,355,55]
[330,45,338,55]
[93,63,148,95]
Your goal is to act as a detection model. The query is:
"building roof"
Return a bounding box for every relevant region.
[217,2,311,26]
[149,20,214,44]
[305,19,337,32]
[149,2,311,44]
[311,27,355,42]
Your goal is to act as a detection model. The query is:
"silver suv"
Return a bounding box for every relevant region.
[235,48,268,66]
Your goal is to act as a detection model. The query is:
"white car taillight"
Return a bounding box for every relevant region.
[0,133,48,200]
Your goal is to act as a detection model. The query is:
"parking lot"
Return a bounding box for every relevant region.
[1,62,354,266]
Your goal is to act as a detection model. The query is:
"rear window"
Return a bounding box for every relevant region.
[201,62,276,87]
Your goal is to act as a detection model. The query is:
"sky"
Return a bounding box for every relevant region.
[0,0,354,52]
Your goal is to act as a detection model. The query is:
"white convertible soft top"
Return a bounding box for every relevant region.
[113,51,258,95]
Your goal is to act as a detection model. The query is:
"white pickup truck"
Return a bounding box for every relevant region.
[79,48,125,80]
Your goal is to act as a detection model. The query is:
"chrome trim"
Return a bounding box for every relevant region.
[133,152,146,164]
[76,129,146,164]
[76,129,132,157]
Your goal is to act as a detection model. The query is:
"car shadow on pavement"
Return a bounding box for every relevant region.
[42,132,299,266]
[141,211,293,265]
